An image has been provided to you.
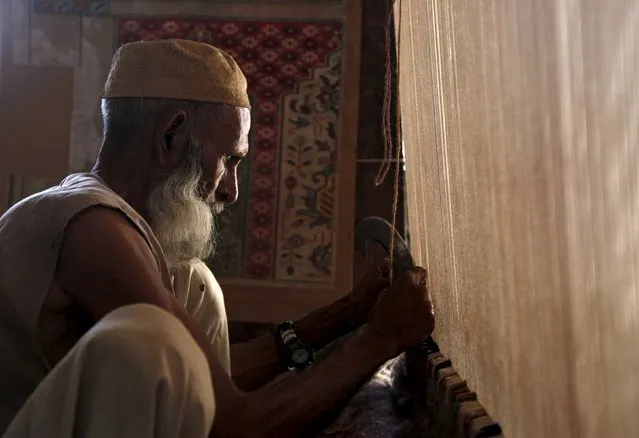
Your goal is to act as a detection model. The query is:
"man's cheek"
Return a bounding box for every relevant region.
[197,176,214,197]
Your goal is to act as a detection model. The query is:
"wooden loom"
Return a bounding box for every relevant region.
[314,217,502,438]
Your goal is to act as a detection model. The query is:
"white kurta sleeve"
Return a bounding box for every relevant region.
[172,260,231,375]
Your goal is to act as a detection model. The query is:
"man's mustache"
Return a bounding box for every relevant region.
[211,203,225,215]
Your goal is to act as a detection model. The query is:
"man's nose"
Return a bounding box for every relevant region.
[218,170,239,204]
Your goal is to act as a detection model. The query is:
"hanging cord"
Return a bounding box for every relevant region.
[376,0,402,281]
[375,0,397,187]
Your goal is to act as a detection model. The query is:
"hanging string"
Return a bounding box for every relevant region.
[391,0,402,282]
[376,0,402,281]
[375,0,396,187]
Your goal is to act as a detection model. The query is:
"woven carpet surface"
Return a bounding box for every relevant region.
[398,0,639,436]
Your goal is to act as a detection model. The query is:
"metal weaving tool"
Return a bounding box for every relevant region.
[355,216,437,353]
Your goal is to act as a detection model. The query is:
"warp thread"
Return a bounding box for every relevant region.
[376,0,403,280]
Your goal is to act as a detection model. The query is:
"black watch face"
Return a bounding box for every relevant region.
[291,348,311,365]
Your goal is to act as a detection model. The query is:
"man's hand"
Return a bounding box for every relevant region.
[368,267,435,352]
[345,258,391,323]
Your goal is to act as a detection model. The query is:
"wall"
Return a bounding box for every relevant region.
[0,1,74,209]
[398,1,639,437]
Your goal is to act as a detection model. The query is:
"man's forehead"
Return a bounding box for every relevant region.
[211,106,250,134]
[204,106,250,154]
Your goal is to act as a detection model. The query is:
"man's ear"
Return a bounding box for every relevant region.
[154,109,189,167]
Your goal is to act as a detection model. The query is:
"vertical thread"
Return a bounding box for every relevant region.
[377,0,403,280]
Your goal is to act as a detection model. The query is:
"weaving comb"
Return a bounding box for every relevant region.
[355,216,437,351]
[355,216,415,275]
[355,217,502,438]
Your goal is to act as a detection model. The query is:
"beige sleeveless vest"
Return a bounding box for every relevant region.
[0,173,174,433]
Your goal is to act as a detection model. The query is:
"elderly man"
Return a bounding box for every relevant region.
[0,39,434,438]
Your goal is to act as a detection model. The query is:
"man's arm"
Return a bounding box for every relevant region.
[232,325,395,436]
[57,207,431,438]
[232,266,434,437]
[231,269,388,390]
[57,207,246,433]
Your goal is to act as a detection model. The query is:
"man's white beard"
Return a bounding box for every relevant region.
[146,158,223,270]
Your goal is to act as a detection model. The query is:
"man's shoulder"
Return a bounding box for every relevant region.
[0,174,119,243]
[173,259,220,288]
[190,260,221,288]
[4,173,118,217]
[173,259,225,311]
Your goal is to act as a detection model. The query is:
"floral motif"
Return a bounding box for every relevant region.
[280,233,308,276]
[302,25,321,37]
[302,52,320,64]
[249,252,270,265]
[242,62,259,75]
[255,151,273,164]
[259,102,277,113]
[251,228,271,240]
[260,50,279,63]
[221,23,239,35]
[285,176,298,190]
[262,24,279,36]
[275,51,342,281]
[243,37,259,48]
[255,177,273,189]
[298,184,332,229]
[282,38,300,50]
[259,76,277,88]
[281,64,299,76]
[284,234,306,249]
[162,21,180,34]
[309,244,332,276]
[122,20,140,32]
[253,202,272,214]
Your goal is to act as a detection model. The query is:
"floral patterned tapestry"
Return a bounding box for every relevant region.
[118,18,344,283]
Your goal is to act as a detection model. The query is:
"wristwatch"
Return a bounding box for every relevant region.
[275,321,315,371]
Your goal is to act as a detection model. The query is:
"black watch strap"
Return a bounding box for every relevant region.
[275,321,315,371]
